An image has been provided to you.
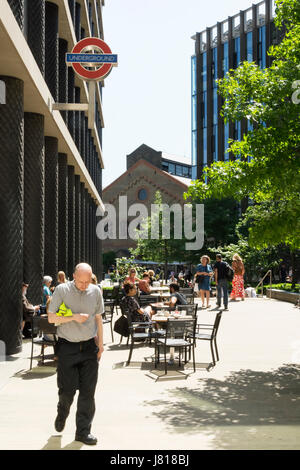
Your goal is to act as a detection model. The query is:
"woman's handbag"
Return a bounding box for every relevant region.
[113,315,129,337]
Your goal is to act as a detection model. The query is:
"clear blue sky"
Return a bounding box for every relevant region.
[102,0,259,188]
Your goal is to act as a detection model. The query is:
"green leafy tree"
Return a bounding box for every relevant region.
[185,0,300,251]
[130,191,188,279]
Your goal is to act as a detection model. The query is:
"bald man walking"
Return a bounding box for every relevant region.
[48,263,104,445]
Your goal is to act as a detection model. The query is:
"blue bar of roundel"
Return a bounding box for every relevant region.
[66,53,118,63]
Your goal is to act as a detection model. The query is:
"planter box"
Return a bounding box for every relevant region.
[266,288,300,304]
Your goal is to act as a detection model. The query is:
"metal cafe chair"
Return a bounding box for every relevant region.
[188,312,222,366]
[29,316,57,370]
[179,287,194,295]
[102,301,115,342]
[126,313,154,366]
[138,294,160,306]
[154,317,197,374]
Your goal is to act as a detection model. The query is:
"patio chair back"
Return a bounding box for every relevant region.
[164,317,196,342]
[138,295,159,306]
[212,312,222,339]
[185,294,194,305]
[175,304,198,318]
[179,287,193,295]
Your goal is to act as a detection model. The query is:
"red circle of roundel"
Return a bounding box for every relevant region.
[71,37,113,80]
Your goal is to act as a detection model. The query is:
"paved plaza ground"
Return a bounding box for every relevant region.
[0,297,300,450]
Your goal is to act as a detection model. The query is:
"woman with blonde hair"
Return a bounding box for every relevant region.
[194,255,213,308]
[230,253,245,301]
[57,271,67,285]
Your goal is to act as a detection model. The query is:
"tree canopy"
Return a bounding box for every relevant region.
[185,0,300,250]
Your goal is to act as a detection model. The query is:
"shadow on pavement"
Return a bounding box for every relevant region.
[41,435,84,450]
[13,364,57,380]
[144,364,300,447]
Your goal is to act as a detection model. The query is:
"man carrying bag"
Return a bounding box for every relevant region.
[48,263,104,446]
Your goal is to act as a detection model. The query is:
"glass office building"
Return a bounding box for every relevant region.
[191,0,282,179]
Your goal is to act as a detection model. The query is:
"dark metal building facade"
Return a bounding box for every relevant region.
[0,0,105,354]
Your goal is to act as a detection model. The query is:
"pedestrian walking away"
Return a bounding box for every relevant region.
[195,255,213,308]
[48,263,104,446]
[231,254,245,301]
[213,254,232,310]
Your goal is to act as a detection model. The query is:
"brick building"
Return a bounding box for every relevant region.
[102,144,191,257]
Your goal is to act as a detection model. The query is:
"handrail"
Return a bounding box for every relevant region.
[256,269,272,298]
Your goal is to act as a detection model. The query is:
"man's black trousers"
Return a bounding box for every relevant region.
[56,337,99,436]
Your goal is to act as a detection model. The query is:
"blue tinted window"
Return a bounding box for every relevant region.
[258,26,266,69]
[176,165,183,176]
[182,166,189,177]
[192,131,197,166]
[168,163,175,174]
[247,120,253,132]
[191,55,197,95]
[212,48,218,88]
[203,128,207,166]
[202,53,207,91]
[213,88,218,125]
[247,32,253,62]
[138,189,147,201]
[234,37,240,68]
[191,55,197,169]
[202,92,207,128]
[224,123,230,161]
[223,42,229,74]
[213,125,218,161]
[192,95,197,131]
[192,166,197,180]
[235,121,241,141]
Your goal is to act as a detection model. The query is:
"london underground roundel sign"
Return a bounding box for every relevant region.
[66,37,118,81]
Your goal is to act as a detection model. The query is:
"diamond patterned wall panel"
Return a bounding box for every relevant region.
[74,175,81,265]
[0,76,24,355]
[7,0,24,30]
[44,136,58,282]
[45,2,59,102]
[59,38,68,126]
[24,113,45,305]
[68,0,75,26]
[68,68,75,140]
[75,2,81,42]
[85,188,90,266]
[80,182,86,262]
[68,166,75,277]
[27,0,45,76]
[80,112,85,162]
[58,153,68,274]
[74,87,81,152]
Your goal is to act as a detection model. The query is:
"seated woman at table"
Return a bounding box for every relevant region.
[124,268,140,285]
[148,270,155,286]
[164,283,187,310]
[138,272,151,295]
[121,282,153,322]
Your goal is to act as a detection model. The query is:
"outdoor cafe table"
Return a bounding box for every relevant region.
[149,286,170,292]
[150,292,171,299]
[151,312,193,364]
